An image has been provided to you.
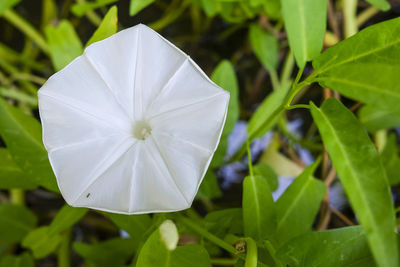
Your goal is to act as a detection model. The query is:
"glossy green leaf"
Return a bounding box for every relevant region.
[137,220,210,267]
[276,226,376,267]
[0,99,57,191]
[366,0,390,11]
[211,60,239,167]
[281,0,327,67]
[86,6,118,47]
[312,17,400,113]
[248,82,291,140]
[0,0,20,16]
[262,0,281,20]
[48,205,87,236]
[45,20,83,71]
[130,0,155,16]
[197,171,222,199]
[381,134,400,186]
[310,98,398,267]
[74,238,138,267]
[211,60,239,140]
[0,252,34,267]
[0,148,37,189]
[242,174,276,241]
[253,162,278,191]
[275,163,326,245]
[0,204,37,243]
[359,105,400,132]
[249,23,278,71]
[22,226,62,258]
[71,0,117,17]
[107,212,152,239]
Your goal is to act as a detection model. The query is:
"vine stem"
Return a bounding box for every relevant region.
[3,10,50,55]
[174,213,238,255]
[343,0,358,38]
[246,139,254,177]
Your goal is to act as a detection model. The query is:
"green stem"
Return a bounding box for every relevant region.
[174,214,238,255]
[357,6,379,27]
[270,69,280,91]
[264,240,283,267]
[285,104,310,110]
[243,238,257,267]
[58,228,72,267]
[149,0,189,31]
[3,10,50,55]
[280,50,295,84]
[343,0,358,38]
[246,139,254,177]
[10,189,25,205]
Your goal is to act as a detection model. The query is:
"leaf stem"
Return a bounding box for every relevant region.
[343,0,358,38]
[210,258,237,265]
[243,238,257,267]
[264,240,283,267]
[246,139,254,177]
[58,228,71,267]
[174,213,238,255]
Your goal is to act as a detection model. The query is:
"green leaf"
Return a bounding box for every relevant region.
[0,204,37,243]
[107,212,152,239]
[276,226,376,267]
[247,82,291,142]
[365,0,390,11]
[275,163,326,245]
[0,252,34,267]
[310,98,398,267]
[86,6,118,47]
[281,0,327,67]
[359,105,400,132]
[380,134,400,186]
[136,220,210,267]
[45,20,83,71]
[253,162,278,191]
[74,238,138,267]
[71,0,117,17]
[211,60,239,140]
[249,23,278,71]
[48,205,87,236]
[242,174,276,241]
[130,0,155,16]
[22,226,62,259]
[197,171,222,199]
[0,0,20,16]
[205,208,243,237]
[0,148,38,189]
[312,17,400,113]
[211,60,239,166]
[0,99,58,191]
[169,244,211,267]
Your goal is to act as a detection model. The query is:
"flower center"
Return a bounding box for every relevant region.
[132,121,152,140]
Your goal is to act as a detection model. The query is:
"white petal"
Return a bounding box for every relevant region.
[133,25,187,120]
[149,93,229,150]
[39,94,123,151]
[39,55,132,132]
[50,135,136,205]
[151,131,212,203]
[84,26,140,120]
[129,139,190,213]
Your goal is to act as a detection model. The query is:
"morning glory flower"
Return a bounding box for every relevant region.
[38,24,229,214]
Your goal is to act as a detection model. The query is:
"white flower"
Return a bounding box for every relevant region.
[38,24,229,214]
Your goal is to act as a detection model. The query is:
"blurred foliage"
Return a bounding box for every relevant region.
[0,0,400,266]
